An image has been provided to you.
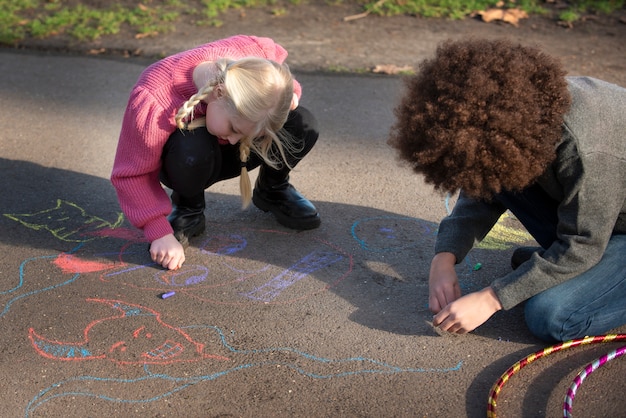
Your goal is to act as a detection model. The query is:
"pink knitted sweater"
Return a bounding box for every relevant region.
[111,35,302,241]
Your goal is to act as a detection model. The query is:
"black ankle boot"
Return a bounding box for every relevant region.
[168,192,206,246]
[252,165,320,230]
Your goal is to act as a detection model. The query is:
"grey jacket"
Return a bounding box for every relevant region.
[434,77,626,310]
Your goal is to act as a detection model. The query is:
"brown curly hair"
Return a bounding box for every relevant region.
[388,38,572,199]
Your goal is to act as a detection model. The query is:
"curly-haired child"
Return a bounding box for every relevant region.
[388,38,626,342]
[112,35,320,271]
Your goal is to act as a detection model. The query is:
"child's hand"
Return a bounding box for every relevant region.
[150,234,185,270]
[428,252,461,313]
[432,287,502,334]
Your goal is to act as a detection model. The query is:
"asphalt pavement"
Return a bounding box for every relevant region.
[1,9,626,418]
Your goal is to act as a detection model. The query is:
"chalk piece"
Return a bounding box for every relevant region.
[473,263,482,271]
[160,291,176,299]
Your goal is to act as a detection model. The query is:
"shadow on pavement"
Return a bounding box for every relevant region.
[1,157,535,343]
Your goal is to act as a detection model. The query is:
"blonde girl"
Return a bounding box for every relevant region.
[112,35,320,271]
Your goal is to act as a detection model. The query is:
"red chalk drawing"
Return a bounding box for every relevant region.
[29,299,230,365]
[53,253,119,274]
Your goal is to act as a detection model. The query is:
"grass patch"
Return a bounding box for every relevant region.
[558,0,624,22]
[0,0,184,44]
[0,0,623,46]
[362,0,542,19]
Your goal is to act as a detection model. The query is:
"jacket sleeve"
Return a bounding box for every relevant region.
[491,135,626,309]
[435,193,507,263]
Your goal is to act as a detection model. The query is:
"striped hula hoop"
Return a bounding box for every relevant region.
[487,334,626,418]
[563,343,626,417]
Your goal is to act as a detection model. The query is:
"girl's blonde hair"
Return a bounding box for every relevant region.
[174,57,295,208]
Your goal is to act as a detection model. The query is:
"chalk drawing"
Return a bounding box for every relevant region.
[476,212,533,251]
[99,229,353,305]
[200,233,247,255]
[444,194,533,251]
[4,199,126,242]
[25,298,462,417]
[0,244,85,318]
[3,199,464,417]
[351,216,437,252]
[241,250,345,302]
[29,299,229,364]
[1,201,146,317]
[4,201,351,308]
[349,205,533,296]
[0,241,143,318]
[351,205,531,255]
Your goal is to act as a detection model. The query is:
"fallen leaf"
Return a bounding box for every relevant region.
[478,8,528,27]
[135,31,158,39]
[372,64,414,75]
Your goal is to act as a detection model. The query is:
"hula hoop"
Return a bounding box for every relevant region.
[563,343,626,418]
[487,334,626,418]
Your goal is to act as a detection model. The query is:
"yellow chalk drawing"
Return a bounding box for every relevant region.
[4,199,124,242]
[476,212,533,250]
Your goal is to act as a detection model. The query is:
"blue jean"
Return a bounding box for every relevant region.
[495,187,626,342]
[524,233,626,341]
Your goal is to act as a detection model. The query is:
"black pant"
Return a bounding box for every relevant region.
[494,183,559,249]
[160,106,318,198]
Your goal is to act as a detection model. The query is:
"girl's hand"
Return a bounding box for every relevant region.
[150,234,185,270]
[432,287,503,334]
[428,252,461,313]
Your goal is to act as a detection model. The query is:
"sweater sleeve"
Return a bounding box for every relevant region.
[111,85,176,241]
[491,137,626,309]
[435,193,507,263]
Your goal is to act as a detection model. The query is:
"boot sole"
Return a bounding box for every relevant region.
[252,195,321,230]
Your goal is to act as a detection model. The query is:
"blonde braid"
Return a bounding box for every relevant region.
[174,84,213,129]
[175,60,230,130]
[239,139,252,208]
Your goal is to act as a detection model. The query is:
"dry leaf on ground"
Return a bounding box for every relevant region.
[372,64,414,74]
[477,8,528,27]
